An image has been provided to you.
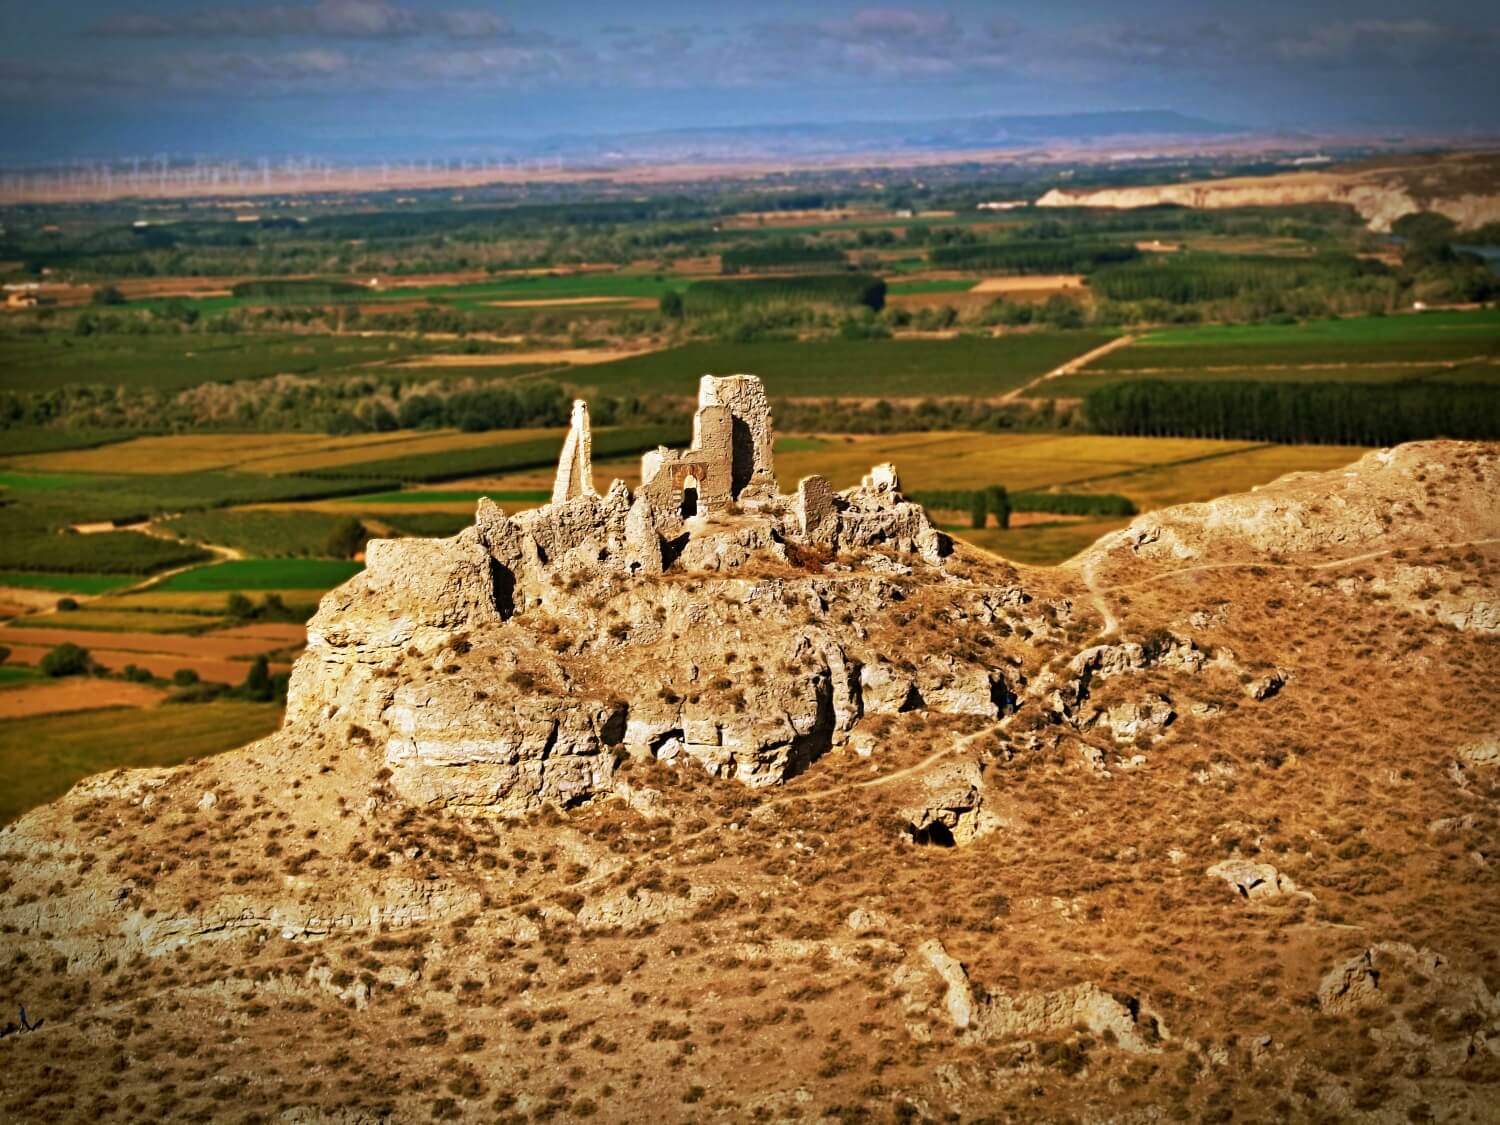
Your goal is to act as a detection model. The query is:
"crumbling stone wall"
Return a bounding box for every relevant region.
[697,374,776,500]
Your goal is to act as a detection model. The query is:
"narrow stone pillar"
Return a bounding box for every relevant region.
[551,399,596,504]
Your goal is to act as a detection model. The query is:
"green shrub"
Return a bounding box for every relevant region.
[969,492,988,529]
[987,485,1012,531]
[172,668,200,687]
[41,643,91,678]
[55,597,79,611]
[240,656,274,702]
[324,518,369,560]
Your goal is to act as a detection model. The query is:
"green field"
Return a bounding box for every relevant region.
[0,471,107,491]
[0,666,40,686]
[0,571,136,593]
[0,430,138,459]
[1087,310,1500,371]
[573,335,1114,398]
[154,558,362,592]
[886,278,979,294]
[0,334,422,392]
[160,509,361,558]
[131,272,686,316]
[0,702,283,824]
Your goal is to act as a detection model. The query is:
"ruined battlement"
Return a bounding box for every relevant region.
[549,373,946,561]
[536,374,945,562]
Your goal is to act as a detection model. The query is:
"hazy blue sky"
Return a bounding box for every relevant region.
[1,1,1496,162]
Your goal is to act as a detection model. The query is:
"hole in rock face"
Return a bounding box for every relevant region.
[681,474,699,519]
[910,821,955,847]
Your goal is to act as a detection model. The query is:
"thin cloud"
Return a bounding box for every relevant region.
[89,1,512,41]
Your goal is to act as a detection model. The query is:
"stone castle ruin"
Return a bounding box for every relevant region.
[287,373,957,812]
[548,373,947,560]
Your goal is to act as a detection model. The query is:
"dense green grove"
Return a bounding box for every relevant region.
[1085,380,1500,444]
[720,240,849,273]
[930,240,1140,273]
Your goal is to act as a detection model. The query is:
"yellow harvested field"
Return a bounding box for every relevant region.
[16,427,566,475]
[0,679,165,720]
[13,431,411,474]
[969,274,1086,293]
[243,428,565,474]
[1076,443,1367,510]
[391,347,655,368]
[773,433,1269,493]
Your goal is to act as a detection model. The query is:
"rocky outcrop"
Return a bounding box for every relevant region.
[1077,442,1500,580]
[384,677,625,812]
[1206,858,1301,901]
[912,939,1163,1052]
[1036,156,1500,232]
[898,758,1000,847]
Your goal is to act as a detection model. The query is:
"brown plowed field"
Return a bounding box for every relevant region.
[215,624,307,645]
[5,645,291,685]
[0,679,166,720]
[0,627,286,660]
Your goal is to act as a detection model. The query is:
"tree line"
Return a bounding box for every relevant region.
[930,240,1140,273]
[1085,380,1500,444]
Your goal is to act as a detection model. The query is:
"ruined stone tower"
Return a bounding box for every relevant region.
[634,374,777,521]
[551,399,596,504]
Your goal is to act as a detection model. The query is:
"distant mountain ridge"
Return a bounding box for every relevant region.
[499,110,1243,162]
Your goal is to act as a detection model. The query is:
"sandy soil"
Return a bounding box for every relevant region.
[392,346,655,368]
[0,678,166,720]
[0,587,67,614]
[485,296,637,308]
[970,274,1085,293]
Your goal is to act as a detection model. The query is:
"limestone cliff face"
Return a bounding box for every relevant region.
[286,470,963,813]
[1037,162,1500,232]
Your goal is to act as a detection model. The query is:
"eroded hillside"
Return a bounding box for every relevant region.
[1038,151,1500,232]
[1,441,1497,1123]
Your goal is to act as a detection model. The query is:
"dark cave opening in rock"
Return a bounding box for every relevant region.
[911,821,955,847]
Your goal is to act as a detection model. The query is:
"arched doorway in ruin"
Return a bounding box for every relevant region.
[681,473,699,519]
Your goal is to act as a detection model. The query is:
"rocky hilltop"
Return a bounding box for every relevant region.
[1,421,1497,1122]
[1037,152,1500,232]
